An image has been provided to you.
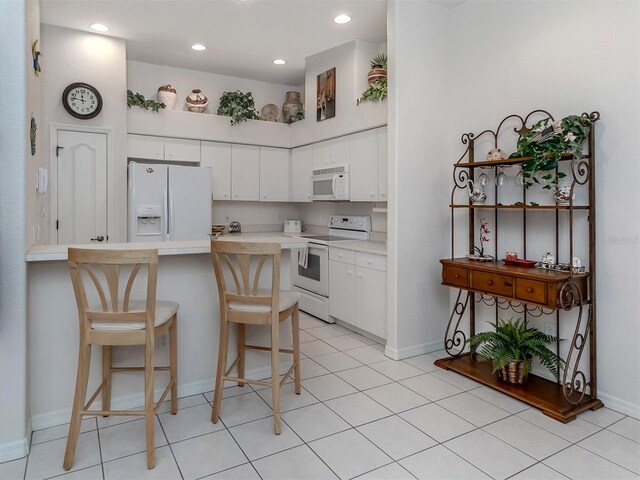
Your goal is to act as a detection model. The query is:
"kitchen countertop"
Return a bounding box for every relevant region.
[25,233,309,262]
[329,240,387,255]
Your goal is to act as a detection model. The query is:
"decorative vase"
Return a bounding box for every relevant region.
[157,85,177,110]
[282,91,303,123]
[553,182,575,205]
[186,89,208,113]
[467,180,487,205]
[498,360,528,384]
[367,67,387,85]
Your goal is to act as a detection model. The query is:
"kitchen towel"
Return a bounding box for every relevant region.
[297,244,309,269]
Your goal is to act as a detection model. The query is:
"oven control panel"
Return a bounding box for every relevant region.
[328,215,371,232]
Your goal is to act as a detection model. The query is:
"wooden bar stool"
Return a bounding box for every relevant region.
[64,248,178,470]
[210,240,301,434]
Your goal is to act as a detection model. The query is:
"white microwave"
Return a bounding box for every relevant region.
[311,165,350,201]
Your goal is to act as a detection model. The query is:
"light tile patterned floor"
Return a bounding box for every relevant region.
[2,311,639,480]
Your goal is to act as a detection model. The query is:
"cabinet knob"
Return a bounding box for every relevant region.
[527,288,534,293]
[338,253,343,258]
[308,195,312,199]
[347,270,352,275]
[357,273,362,278]
[263,195,267,199]
[370,193,375,197]
[454,274,460,278]
[487,280,494,285]
[234,194,239,197]
[381,193,386,198]
[224,193,228,197]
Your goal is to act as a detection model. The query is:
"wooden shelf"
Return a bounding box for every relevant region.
[450,204,589,210]
[455,153,588,169]
[434,355,602,423]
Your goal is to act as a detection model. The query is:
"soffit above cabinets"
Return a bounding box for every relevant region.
[40,0,387,85]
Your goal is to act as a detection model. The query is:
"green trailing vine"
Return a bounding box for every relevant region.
[217,90,260,125]
[127,90,166,112]
[468,318,565,378]
[512,115,593,189]
[286,111,305,124]
[357,78,387,105]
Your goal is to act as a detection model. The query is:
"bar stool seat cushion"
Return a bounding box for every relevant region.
[228,290,299,314]
[91,300,179,331]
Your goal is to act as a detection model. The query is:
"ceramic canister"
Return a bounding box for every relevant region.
[157,85,177,109]
[282,91,303,123]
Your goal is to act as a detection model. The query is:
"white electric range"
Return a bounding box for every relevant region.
[292,215,371,322]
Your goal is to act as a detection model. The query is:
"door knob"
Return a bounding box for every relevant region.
[91,235,104,242]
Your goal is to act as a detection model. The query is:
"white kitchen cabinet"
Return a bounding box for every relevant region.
[291,145,313,202]
[127,134,164,161]
[128,134,201,163]
[312,136,349,170]
[201,141,232,200]
[329,260,356,327]
[329,248,387,338]
[231,144,260,201]
[260,147,290,202]
[377,126,388,201]
[349,129,379,201]
[164,138,201,163]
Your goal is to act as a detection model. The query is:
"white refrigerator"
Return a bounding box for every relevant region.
[128,162,212,242]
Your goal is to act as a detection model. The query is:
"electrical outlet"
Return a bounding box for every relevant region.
[544,323,557,337]
[157,334,168,349]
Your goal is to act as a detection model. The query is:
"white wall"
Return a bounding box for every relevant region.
[0,0,37,462]
[299,202,387,237]
[41,24,128,243]
[212,201,302,233]
[386,0,452,359]
[128,60,300,121]
[446,0,640,417]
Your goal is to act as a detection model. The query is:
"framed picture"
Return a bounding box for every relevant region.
[316,67,336,121]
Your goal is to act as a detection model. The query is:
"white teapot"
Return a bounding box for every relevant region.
[467,180,487,205]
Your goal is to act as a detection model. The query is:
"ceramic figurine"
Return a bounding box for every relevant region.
[186,89,208,113]
[157,85,177,110]
[572,257,582,268]
[467,180,487,205]
[553,182,575,205]
[487,148,506,161]
[541,252,555,268]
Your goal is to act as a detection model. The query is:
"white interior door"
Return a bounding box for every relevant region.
[57,130,107,245]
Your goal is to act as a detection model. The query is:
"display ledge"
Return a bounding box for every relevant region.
[26,234,309,262]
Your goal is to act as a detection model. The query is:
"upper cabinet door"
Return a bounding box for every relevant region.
[127,134,164,160]
[201,141,232,200]
[260,147,290,202]
[164,138,201,163]
[377,127,388,202]
[231,144,260,201]
[312,139,330,170]
[291,145,313,202]
[312,136,349,170]
[349,129,378,202]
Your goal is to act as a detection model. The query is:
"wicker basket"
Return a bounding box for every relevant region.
[497,360,528,384]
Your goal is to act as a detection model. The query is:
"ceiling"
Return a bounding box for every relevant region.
[40,0,388,86]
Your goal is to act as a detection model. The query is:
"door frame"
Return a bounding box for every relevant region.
[49,123,113,244]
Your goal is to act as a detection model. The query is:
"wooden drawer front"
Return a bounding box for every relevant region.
[356,252,387,272]
[443,266,469,288]
[329,247,356,264]
[516,279,548,304]
[471,271,513,297]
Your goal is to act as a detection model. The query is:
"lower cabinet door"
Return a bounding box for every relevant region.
[355,266,387,339]
[329,260,356,326]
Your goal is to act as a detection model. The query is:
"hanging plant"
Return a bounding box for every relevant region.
[512,115,593,189]
[127,90,166,112]
[217,90,260,125]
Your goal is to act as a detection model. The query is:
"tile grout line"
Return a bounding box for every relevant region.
[156,410,186,480]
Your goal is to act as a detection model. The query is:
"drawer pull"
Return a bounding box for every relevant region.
[505,281,513,286]
[487,280,493,285]
[527,288,534,293]
[454,274,460,278]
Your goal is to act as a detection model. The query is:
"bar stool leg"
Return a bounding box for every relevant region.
[271,315,281,435]
[212,318,229,423]
[292,306,301,395]
[102,346,112,414]
[237,323,245,387]
[63,343,91,470]
[144,335,156,469]
[169,316,178,414]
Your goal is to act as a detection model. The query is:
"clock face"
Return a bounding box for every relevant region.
[62,83,103,119]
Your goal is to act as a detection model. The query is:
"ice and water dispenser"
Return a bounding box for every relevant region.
[135,205,163,237]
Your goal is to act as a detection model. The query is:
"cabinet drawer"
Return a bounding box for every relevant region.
[471,271,513,297]
[329,247,356,264]
[356,252,387,272]
[515,279,547,304]
[443,266,469,288]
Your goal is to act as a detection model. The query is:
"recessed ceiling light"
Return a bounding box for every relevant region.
[191,43,207,51]
[90,23,110,32]
[333,14,352,24]
[272,59,287,65]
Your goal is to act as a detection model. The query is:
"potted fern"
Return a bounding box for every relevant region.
[468,318,564,384]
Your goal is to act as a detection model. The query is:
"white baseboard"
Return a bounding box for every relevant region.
[0,419,31,463]
[31,363,287,432]
[598,391,640,419]
[385,339,442,360]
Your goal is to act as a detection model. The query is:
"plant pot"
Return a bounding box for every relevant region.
[282,91,303,123]
[367,68,387,85]
[157,85,177,110]
[497,360,528,384]
[186,89,208,113]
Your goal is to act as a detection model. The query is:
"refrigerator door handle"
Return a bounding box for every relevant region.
[163,188,169,241]
[168,188,175,241]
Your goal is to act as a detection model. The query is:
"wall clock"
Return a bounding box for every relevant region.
[62,82,103,119]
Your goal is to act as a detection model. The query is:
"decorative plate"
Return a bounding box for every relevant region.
[502,258,536,267]
[261,104,280,122]
[465,254,494,261]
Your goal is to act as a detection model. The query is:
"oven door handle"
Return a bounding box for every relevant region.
[307,243,329,252]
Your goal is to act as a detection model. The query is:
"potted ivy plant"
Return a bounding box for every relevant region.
[468,318,564,384]
[513,115,593,189]
[127,90,166,112]
[357,53,387,105]
[217,90,260,125]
